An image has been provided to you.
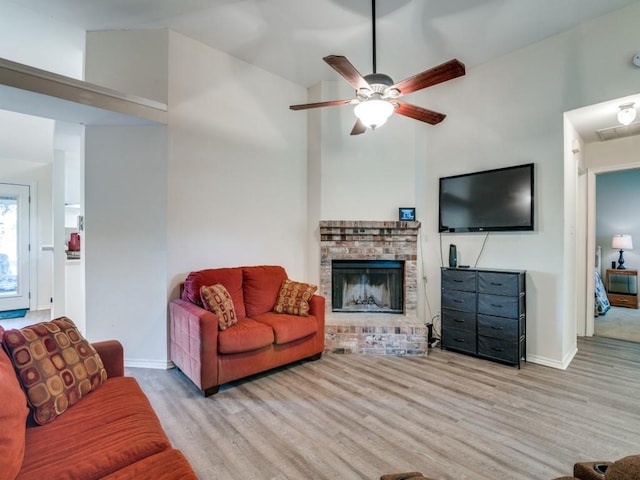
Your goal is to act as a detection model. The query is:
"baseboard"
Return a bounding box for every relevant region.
[526,344,578,370]
[124,359,174,370]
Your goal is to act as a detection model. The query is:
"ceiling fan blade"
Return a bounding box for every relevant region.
[289,99,354,111]
[389,59,465,97]
[350,119,367,136]
[323,55,371,91]
[394,101,446,125]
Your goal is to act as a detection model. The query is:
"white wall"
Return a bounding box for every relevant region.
[84,30,308,365]
[0,2,84,78]
[585,135,640,171]
[166,31,308,298]
[312,2,640,368]
[314,79,420,221]
[84,125,168,367]
[85,30,169,103]
[416,3,640,367]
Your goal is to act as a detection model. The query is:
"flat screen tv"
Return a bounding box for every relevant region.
[439,163,534,233]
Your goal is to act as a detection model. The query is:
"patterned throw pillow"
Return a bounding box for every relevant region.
[2,317,107,425]
[273,279,318,317]
[200,284,238,330]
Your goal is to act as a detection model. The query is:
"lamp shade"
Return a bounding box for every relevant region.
[612,234,633,250]
[354,98,394,129]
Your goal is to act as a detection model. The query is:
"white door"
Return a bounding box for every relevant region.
[0,184,30,312]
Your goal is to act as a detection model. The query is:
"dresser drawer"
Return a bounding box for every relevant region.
[443,327,477,355]
[443,308,476,333]
[442,269,477,292]
[607,293,638,308]
[442,289,477,313]
[478,293,520,318]
[478,336,519,364]
[477,314,520,341]
[478,271,522,296]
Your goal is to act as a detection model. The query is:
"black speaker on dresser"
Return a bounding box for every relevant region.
[448,244,457,268]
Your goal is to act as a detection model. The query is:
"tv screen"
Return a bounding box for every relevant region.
[439,163,534,233]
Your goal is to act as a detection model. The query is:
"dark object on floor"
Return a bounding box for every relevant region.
[553,454,640,479]
[0,309,27,320]
[380,473,435,480]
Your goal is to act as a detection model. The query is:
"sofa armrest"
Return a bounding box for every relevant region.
[309,294,325,328]
[309,294,325,353]
[169,299,220,394]
[92,340,124,378]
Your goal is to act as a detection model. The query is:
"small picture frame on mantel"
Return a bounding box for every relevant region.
[399,207,416,221]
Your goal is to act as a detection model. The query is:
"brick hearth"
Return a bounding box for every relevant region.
[319,220,427,355]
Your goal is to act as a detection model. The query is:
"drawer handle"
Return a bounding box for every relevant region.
[454,319,464,323]
[490,282,503,286]
[491,326,504,330]
[453,299,464,303]
[454,338,466,343]
[491,346,505,352]
[491,304,503,308]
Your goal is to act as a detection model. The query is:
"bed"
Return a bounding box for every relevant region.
[595,246,611,316]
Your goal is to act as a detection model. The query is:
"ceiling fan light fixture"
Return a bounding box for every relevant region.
[354,97,394,129]
[617,102,636,125]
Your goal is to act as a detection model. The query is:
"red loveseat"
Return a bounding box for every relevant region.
[169,265,325,396]
[0,325,197,480]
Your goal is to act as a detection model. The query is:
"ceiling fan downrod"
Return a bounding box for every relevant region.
[371,0,377,74]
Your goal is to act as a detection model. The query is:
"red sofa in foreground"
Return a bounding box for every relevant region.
[169,265,325,396]
[0,322,197,480]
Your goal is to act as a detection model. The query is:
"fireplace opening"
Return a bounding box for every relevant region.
[332,260,404,314]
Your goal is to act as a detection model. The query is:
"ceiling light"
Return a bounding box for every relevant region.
[617,102,636,125]
[354,96,394,130]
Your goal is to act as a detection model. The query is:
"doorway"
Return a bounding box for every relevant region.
[0,183,30,312]
[592,168,640,343]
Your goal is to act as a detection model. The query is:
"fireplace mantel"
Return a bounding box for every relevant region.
[319,220,427,355]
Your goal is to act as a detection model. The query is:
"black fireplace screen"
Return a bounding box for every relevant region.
[331,260,404,313]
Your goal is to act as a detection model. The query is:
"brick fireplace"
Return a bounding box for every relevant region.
[319,220,427,355]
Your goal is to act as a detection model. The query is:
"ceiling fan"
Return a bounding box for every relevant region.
[289,0,466,135]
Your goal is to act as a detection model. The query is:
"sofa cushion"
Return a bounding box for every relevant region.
[19,376,172,480]
[200,284,238,330]
[3,317,107,425]
[217,317,274,354]
[251,312,318,345]
[182,267,246,319]
[273,279,318,316]
[101,449,197,480]
[0,326,29,480]
[242,265,288,317]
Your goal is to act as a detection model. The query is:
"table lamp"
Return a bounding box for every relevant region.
[612,234,633,269]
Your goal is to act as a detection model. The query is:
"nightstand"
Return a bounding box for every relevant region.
[606,269,638,309]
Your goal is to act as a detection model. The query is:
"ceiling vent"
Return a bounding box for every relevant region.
[596,121,640,142]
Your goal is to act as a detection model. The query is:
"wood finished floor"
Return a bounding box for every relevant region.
[131,338,640,480]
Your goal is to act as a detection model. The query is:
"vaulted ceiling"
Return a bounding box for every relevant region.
[3,0,640,141]
[5,0,640,88]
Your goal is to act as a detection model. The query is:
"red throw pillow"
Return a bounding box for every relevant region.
[200,284,238,330]
[273,279,318,317]
[2,317,107,425]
